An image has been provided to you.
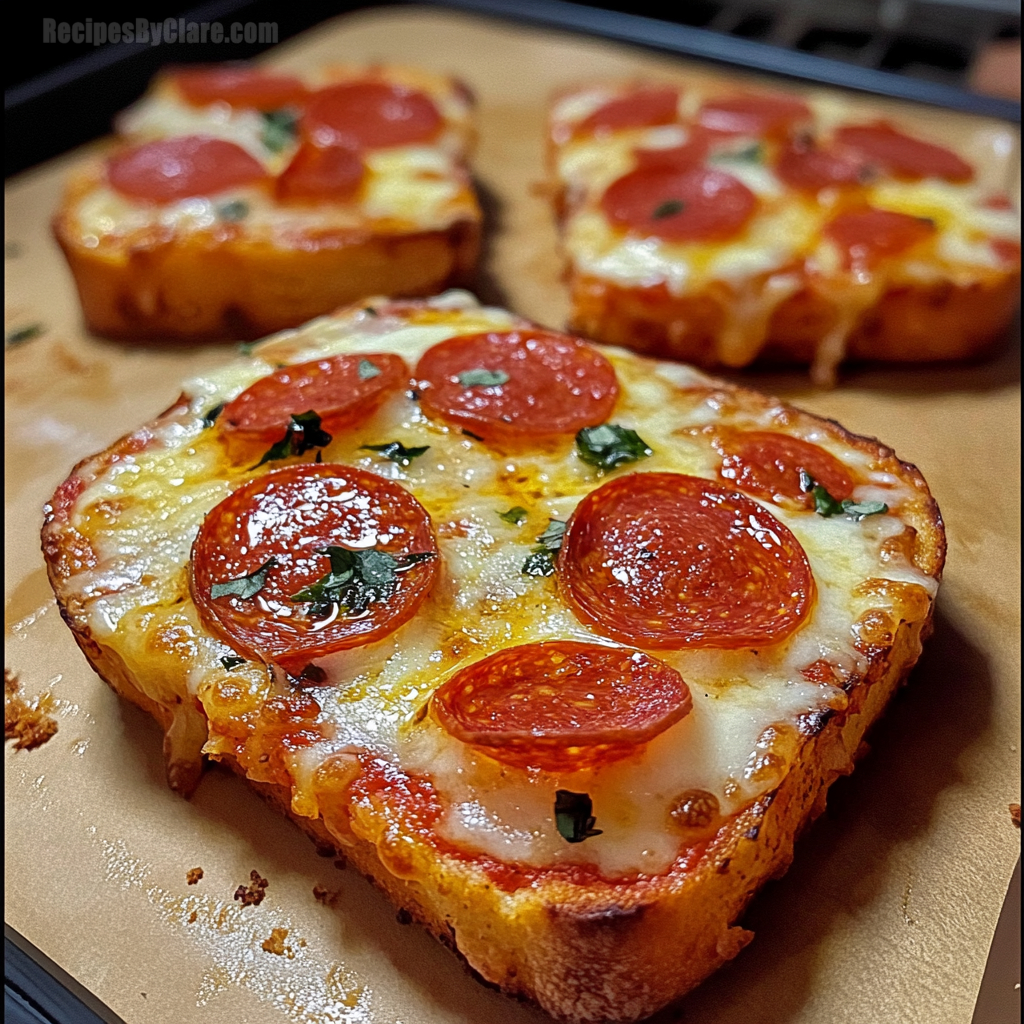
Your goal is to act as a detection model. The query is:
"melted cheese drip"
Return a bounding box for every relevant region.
[63,292,938,876]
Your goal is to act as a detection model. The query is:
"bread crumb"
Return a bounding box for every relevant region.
[234,869,269,907]
[313,885,341,908]
[1011,803,1021,828]
[5,669,58,751]
[261,927,293,958]
[186,867,203,885]
[188,910,198,923]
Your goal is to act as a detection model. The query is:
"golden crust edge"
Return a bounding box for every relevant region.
[52,208,482,342]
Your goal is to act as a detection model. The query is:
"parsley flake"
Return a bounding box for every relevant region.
[458,368,509,388]
[799,470,888,521]
[258,410,333,466]
[358,358,382,380]
[261,109,298,153]
[6,322,44,345]
[220,655,247,670]
[711,143,764,165]
[497,506,529,527]
[522,519,566,577]
[211,557,279,600]
[291,546,435,618]
[652,199,685,220]
[217,200,249,222]
[555,790,603,844]
[360,441,430,466]
[576,424,653,471]
[202,402,225,428]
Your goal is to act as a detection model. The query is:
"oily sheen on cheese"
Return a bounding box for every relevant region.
[550,82,1021,383]
[54,292,937,882]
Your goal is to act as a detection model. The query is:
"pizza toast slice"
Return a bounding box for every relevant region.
[53,64,481,341]
[42,291,944,1022]
[549,79,1020,384]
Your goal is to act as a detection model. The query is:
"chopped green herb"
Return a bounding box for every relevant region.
[363,306,378,317]
[799,470,888,521]
[217,200,249,222]
[358,358,382,380]
[458,368,509,388]
[202,402,225,428]
[576,424,653,471]
[360,441,430,466]
[261,108,298,153]
[210,557,279,600]
[258,410,333,466]
[522,519,566,577]
[712,143,764,165]
[6,322,44,345]
[497,506,529,527]
[461,429,484,441]
[220,655,247,670]
[291,546,435,618]
[651,199,685,220]
[555,790,602,844]
[238,341,258,356]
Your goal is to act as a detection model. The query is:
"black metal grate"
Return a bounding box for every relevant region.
[583,0,1020,88]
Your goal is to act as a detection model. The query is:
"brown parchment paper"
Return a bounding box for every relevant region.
[5,8,1021,1024]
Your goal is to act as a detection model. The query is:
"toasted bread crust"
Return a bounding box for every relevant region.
[53,208,480,341]
[567,271,1021,368]
[40,304,944,1023]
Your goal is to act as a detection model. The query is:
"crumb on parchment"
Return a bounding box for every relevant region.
[188,911,198,923]
[234,869,269,907]
[262,927,293,957]
[186,867,204,885]
[313,885,342,908]
[5,669,58,751]
[1011,804,1021,828]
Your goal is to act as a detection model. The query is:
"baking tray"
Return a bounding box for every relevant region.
[5,5,1021,1024]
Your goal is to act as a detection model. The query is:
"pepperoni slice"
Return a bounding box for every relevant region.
[415,330,619,444]
[108,135,267,203]
[276,143,364,202]
[433,641,692,771]
[578,87,680,134]
[715,431,854,507]
[303,81,442,149]
[698,93,811,138]
[172,67,307,109]
[222,353,409,442]
[776,140,864,191]
[191,464,438,673]
[824,208,936,270]
[834,122,973,182]
[557,472,815,649]
[601,166,757,242]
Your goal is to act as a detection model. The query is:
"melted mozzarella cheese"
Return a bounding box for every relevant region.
[74,71,476,242]
[62,291,938,877]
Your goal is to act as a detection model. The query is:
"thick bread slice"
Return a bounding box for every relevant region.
[41,293,944,1023]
